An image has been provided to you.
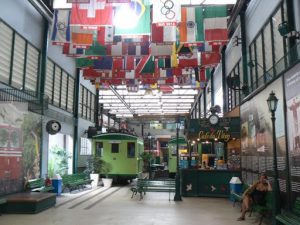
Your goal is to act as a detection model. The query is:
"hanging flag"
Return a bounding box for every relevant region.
[171,42,178,67]
[150,43,173,56]
[85,41,107,57]
[135,55,152,75]
[152,0,181,26]
[76,58,94,68]
[114,0,151,36]
[124,56,135,70]
[203,6,228,43]
[97,26,114,45]
[112,57,124,71]
[178,50,200,68]
[51,9,71,45]
[71,26,95,47]
[127,43,149,56]
[62,43,85,56]
[122,35,149,44]
[93,56,113,70]
[201,52,221,67]
[106,0,130,3]
[71,0,113,28]
[106,42,127,56]
[180,7,204,44]
[151,24,176,43]
[159,85,173,93]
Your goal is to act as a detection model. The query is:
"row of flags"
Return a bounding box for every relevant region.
[51,0,228,91]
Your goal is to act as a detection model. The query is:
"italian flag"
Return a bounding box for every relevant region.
[179,7,204,44]
[203,6,228,43]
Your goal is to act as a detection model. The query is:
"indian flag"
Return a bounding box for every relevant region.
[179,7,204,44]
[203,6,228,43]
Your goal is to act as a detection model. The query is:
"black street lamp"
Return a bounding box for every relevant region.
[267,91,280,222]
[174,120,182,201]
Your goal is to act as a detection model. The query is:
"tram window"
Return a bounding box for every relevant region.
[95,142,103,156]
[127,142,135,158]
[111,143,119,153]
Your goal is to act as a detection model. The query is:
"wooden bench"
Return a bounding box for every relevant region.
[62,173,93,192]
[276,197,300,225]
[26,178,54,192]
[131,179,175,200]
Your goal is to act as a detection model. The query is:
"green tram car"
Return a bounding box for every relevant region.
[92,132,144,182]
[168,137,187,177]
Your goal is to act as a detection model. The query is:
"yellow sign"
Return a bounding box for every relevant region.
[198,130,231,142]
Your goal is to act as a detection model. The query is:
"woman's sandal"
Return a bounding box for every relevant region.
[237,217,245,221]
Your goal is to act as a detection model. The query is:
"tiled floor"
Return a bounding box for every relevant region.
[0,185,271,225]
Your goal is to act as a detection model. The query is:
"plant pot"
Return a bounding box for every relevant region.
[102,178,113,188]
[90,173,99,188]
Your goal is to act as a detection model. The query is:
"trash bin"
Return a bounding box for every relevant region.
[52,174,62,196]
[229,177,242,201]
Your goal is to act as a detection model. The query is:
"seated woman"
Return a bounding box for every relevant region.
[237,173,272,221]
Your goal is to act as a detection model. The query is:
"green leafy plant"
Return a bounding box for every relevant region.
[101,161,112,178]
[84,155,104,175]
[140,152,154,172]
[48,145,71,177]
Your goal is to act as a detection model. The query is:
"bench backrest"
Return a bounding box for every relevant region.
[137,179,175,187]
[293,197,300,216]
[27,178,45,189]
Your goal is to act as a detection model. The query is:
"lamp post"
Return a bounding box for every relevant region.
[148,133,152,177]
[267,91,280,223]
[174,120,182,201]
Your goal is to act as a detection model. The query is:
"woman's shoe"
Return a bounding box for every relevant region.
[237,217,245,221]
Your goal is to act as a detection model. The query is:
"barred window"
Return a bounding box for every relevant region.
[0,22,13,84]
[45,59,54,103]
[61,71,68,109]
[80,137,92,155]
[53,66,61,107]
[67,76,74,112]
[11,34,25,89]
[25,44,39,92]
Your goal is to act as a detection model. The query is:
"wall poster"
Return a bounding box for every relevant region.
[240,78,287,202]
[284,63,300,203]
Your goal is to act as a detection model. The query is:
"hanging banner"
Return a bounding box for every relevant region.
[152,0,181,26]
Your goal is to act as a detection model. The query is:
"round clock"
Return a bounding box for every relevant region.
[209,114,219,125]
[46,120,61,135]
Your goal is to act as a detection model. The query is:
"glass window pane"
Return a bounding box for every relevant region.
[11,34,25,89]
[25,44,39,92]
[67,77,74,112]
[0,22,13,84]
[53,66,61,106]
[272,8,285,63]
[45,59,54,103]
[256,35,264,87]
[263,22,273,71]
[61,71,68,109]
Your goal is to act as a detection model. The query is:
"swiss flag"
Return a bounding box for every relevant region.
[71,0,113,28]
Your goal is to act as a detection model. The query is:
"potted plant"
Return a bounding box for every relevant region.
[84,155,104,188]
[101,161,113,187]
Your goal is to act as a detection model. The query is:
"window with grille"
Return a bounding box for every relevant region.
[0,22,13,84]
[45,59,54,103]
[11,34,25,89]
[80,137,92,155]
[60,71,68,109]
[67,76,74,112]
[95,142,103,157]
[53,66,61,106]
[25,44,39,92]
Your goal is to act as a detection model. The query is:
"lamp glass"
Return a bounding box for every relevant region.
[267,91,279,112]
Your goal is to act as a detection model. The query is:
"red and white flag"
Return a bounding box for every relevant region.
[71,0,113,28]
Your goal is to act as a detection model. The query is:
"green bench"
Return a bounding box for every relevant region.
[62,173,93,192]
[249,191,273,225]
[131,179,175,200]
[26,178,54,192]
[276,197,300,225]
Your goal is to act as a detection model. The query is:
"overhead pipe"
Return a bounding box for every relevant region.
[28,0,53,22]
[109,85,136,116]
